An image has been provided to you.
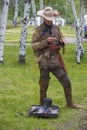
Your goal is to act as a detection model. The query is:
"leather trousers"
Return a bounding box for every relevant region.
[39,66,73,106]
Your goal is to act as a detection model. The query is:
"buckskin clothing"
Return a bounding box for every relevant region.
[32,23,64,67]
[31,22,73,106]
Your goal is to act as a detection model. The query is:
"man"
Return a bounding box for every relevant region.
[31,7,81,108]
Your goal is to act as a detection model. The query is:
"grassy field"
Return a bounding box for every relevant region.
[5,24,76,44]
[5,24,34,43]
[0,25,87,130]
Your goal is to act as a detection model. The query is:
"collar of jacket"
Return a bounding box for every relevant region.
[41,22,53,36]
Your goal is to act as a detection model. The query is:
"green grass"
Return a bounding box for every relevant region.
[0,43,87,130]
[5,25,34,43]
[0,25,87,130]
[60,25,76,37]
[5,24,75,44]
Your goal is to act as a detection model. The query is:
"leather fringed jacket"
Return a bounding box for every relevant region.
[31,23,65,70]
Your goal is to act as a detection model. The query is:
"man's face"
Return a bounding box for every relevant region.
[44,19,53,26]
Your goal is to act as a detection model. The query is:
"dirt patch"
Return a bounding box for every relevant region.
[54,109,87,130]
[65,37,87,44]
[79,110,87,130]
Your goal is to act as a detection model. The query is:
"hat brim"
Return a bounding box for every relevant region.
[37,10,55,21]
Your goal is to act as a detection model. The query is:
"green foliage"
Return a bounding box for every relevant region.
[0,0,86,23]
[6,0,85,24]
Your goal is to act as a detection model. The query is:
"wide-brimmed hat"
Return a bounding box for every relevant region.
[37,7,60,21]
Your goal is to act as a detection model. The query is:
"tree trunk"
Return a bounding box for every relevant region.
[0,0,10,63]
[19,0,31,64]
[12,0,19,27]
[80,0,85,40]
[70,0,84,64]
[40,0,43,24]
[31,0,37,28]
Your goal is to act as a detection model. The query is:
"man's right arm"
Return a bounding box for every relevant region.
[31,29,48,51]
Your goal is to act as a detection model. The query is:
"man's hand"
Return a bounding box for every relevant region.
[47,37,58,44]
[47,37,59,50]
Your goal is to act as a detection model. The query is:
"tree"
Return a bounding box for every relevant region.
[12,0,19,27]
[31,0,37,27]
[80,0,85,42]
[40,0,43,24]
[70,0,84,64]
[0,0,10,63]
[19,0,31,64]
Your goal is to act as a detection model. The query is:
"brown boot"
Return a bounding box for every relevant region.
[63,87,82,109]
